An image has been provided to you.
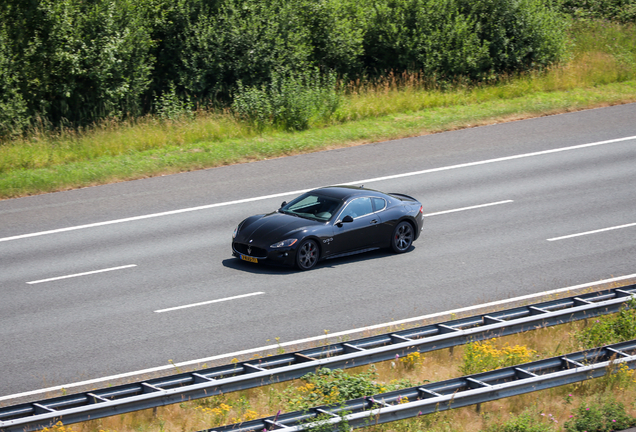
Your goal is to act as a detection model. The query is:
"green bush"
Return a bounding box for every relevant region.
[487,409,557,432]
[575,298,636,349]
[232,69,341,131]
[183,0,313,99]
[564,395,636,431]
[277,367,395,410]
[0,24,29,139]
[180,0,367,100]
[361,0,567,81]
[0,0,154,129]
[0,0,571,135]
[154,84,194,121]
[560,0,636,24]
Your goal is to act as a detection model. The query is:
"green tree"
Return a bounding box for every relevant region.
[560,0,636,24]
[0,23,30,138]
[361,0,566,81]
[0,0,154,128]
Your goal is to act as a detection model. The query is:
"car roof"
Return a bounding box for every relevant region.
[313,185,387,200]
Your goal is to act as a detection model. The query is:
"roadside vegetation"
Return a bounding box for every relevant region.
[1,0,636,199]
[3,2,635,430]
[39,299,636,432]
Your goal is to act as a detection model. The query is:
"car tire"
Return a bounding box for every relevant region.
[391,221,414,253]
[296,239,319,270]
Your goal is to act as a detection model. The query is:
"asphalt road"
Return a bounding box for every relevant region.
[1,103,635,399]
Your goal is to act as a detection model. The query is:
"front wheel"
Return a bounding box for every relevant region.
[391,221,414,253]
[296,239,319,270]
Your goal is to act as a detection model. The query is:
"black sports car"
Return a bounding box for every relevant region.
[232,185,423,270]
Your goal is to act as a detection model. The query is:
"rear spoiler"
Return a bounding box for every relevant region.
[389,192,417,201]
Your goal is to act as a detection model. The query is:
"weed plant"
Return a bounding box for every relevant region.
[275,366,419,411]
[564,394,636,431]
[277,367,386,409]
[460,339,537,375]
[485,407,557,432]
[232,69,342,131]
[574,298,636,349]
[154,84,195,121]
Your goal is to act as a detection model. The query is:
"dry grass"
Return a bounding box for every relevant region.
[41,317,636,432]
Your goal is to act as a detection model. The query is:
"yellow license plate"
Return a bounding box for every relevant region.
[241,255,258,263]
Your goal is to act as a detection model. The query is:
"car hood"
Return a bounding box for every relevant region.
[237,212,321,245]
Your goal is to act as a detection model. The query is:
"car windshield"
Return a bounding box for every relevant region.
[280,193,342,222]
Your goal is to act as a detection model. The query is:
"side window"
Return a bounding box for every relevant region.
[372,198,386,212]
[341,197,374,219]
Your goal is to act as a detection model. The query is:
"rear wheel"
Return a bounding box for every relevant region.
[391,221,414,253]
[296,239,319,270]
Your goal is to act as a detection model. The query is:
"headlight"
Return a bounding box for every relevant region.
[233,220,246,239]
[270,239,298,248]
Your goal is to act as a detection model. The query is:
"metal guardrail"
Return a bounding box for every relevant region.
[207,340,636,432]
[1,284,634,432]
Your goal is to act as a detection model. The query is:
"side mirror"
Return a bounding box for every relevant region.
[280,201,287,208]
[337,215,354,227]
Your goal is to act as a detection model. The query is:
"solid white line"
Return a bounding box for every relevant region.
[0,190,312,243]
[423,200,513,217]
[154,292,265,313]
[343,135,636,185]
[26,265,137,285]
[2,273,635,403]
[547,222,636,241]
[1,134,635,244]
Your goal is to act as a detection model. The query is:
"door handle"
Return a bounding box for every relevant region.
[370,219,378,224]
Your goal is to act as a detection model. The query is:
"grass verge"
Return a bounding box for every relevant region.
[2,81,636,200]
[1,21,636,200]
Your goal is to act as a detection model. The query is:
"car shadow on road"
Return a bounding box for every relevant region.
[221,258,298,275]
[317,248,402,269]
[221,246,415,274]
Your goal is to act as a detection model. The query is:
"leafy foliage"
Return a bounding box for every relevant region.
[461,339,536,375]
[575,298,636,349]
[154,83,194,121]
[231,69,341,131]
[0,0,154,128]
[487,409,557,432]
[11,0,636,138]
[277,367,393,410]
[361,0,567,81]
[0,24,30,138]
[564,395,636,431]
[560,0,636,24]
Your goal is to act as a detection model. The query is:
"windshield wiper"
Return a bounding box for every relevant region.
[280,209,305,219]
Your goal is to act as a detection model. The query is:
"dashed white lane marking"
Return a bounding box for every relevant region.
[27,264,137,284]
[423,200,513,217]
[2,135,634,243]
[154,292,265,313]
[547,222,636,241]
[3,273,635,403]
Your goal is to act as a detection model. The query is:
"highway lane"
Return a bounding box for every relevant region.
[1,104,636,398]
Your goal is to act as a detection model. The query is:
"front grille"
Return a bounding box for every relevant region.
[233,242,268,258]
